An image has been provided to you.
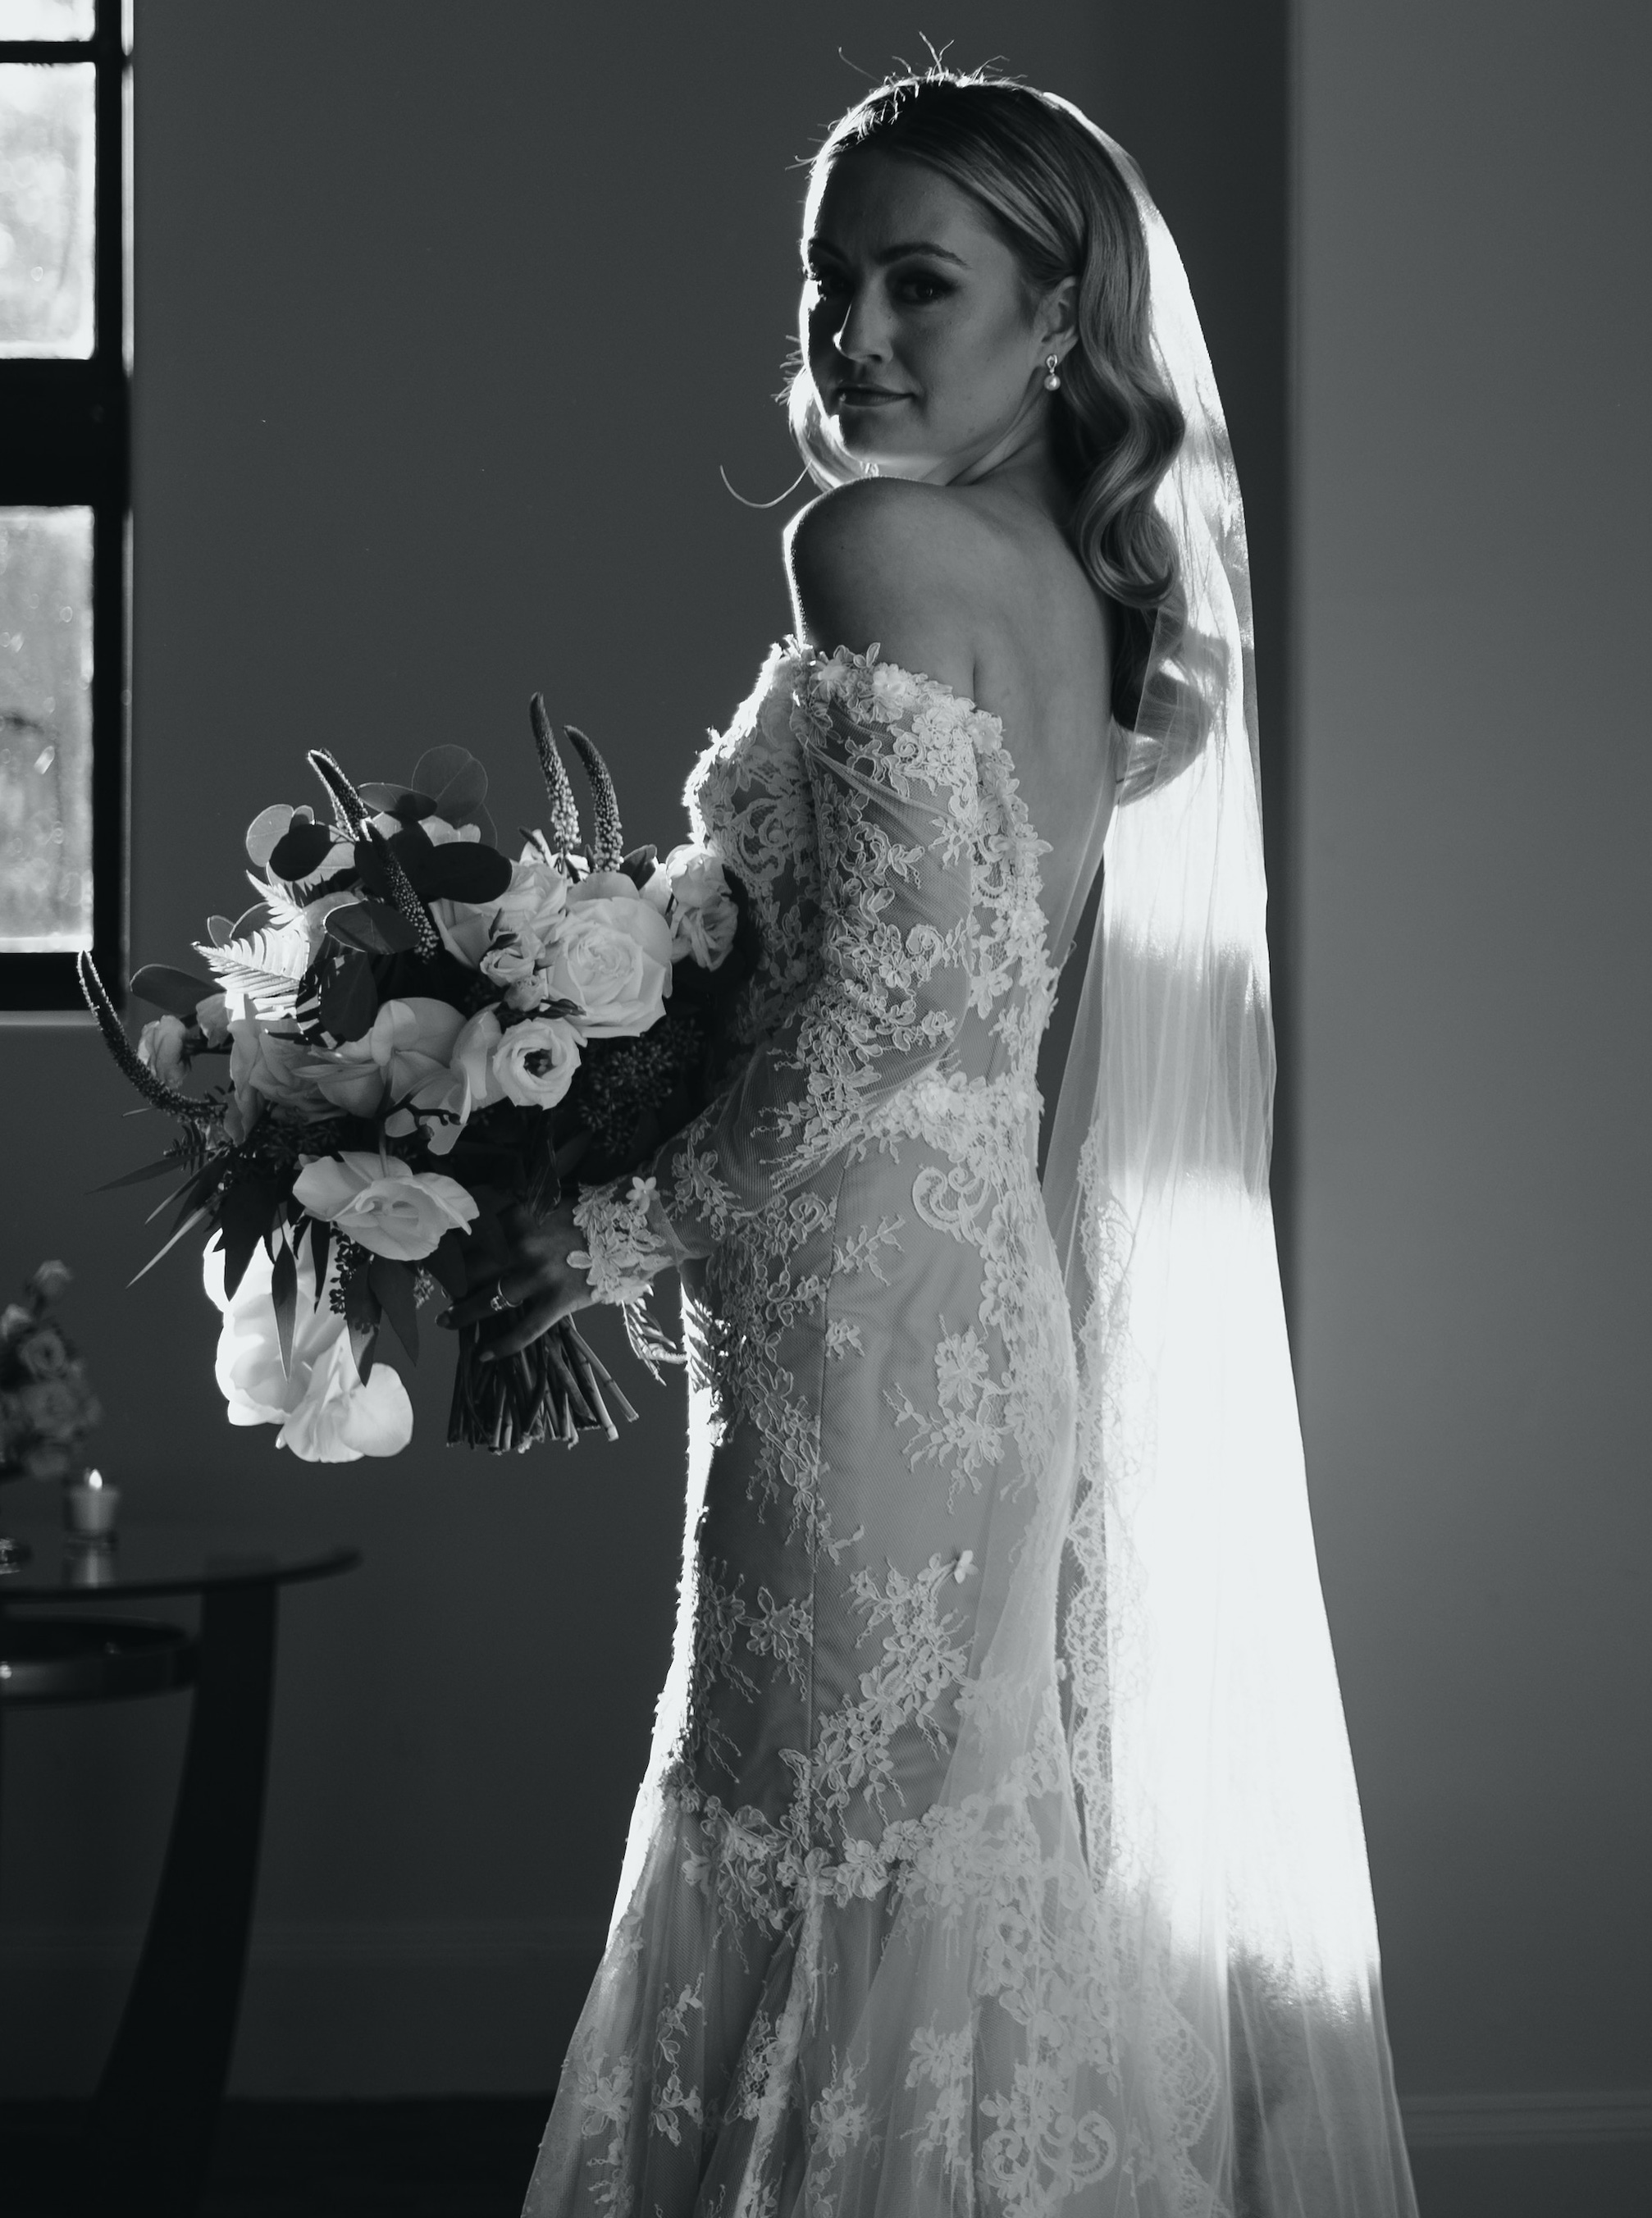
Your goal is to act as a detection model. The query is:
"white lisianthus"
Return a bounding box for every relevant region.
[490,1013,584,1108]
[138,1012,189,1087]
[203,1238,412,1462]
[664,844,738,970]
[301,997,467,1118]
[543,876,673,1037]
[292,1150,478,1262]
[449,1005,506,1120]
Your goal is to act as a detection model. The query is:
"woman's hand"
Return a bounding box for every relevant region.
[440,1199,594,1359]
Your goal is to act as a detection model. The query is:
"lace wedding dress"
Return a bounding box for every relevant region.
[523,126,1416,2218]
[521,636,1414,2218]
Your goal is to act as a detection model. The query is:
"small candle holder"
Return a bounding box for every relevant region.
[64,1468,120,1540]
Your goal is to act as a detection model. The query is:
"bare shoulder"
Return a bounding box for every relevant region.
[785,479,1008,700]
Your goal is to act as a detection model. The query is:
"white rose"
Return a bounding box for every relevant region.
[292,1150,478,1262]
[195,992,232,1047]
[139,1013,189,1086]
[302,997,467,1118]
[203,1237,412,1462]
[490,1014,583,1109]
[436,844,569,970]
[542,882,673,1038]
[664,844,739,970]
[229,1017,332,1135]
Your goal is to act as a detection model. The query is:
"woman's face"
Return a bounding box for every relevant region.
[802,149,1064,484]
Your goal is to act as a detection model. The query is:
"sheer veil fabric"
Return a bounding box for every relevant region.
[524,108,1416,2218]
[1039,123,1419,2213]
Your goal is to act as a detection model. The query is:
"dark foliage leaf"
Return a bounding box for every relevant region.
[268,819,339,882]
[317,948,378,1043]
[95,1152,190,1192]
[325,901,419,957]
[271,1239,299,1379]
[413,841,513,903]
[207,915,236,947]
[344,1267,381,1383]
[619,845,658,888]
[130,963,219,1019]
[220,1177,285,1300]
[428,1229,469,1301]
[369,1257,419,1364]
[309,1215,331,1292]
[371,947,485,1011]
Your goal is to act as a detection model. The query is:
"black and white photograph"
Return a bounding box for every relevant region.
[0,5,1645,2215]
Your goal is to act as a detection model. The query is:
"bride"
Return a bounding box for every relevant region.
[449,68,1418,2218]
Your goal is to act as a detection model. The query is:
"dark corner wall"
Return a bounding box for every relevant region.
[0,0,1289,2102]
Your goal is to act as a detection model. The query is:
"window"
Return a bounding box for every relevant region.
[0,0,128,1010]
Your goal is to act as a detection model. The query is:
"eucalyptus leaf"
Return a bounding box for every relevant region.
[130,963,219,1019]
[268,819,340,882]
[324,901,419,957]
[244,804,294,869]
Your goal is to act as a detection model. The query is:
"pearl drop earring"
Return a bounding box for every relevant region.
[1043,353,1062,391]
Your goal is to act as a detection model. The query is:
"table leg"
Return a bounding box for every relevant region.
[82,1580,279,2216]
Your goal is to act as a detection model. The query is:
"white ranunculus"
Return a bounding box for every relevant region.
[194,992,232,1047]
[138,1013,189,1086]
[302,997,468,1118]
[490,1014,583,1109]
[292,1150,477,1262]
[204,1238,412,1462]
[542,881,673,1038]
[435,844,569,971]
[664,844,739,970]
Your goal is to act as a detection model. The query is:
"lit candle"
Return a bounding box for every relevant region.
[65,1468,121,1539]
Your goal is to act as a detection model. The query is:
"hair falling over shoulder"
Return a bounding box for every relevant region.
[788,67,1187,731]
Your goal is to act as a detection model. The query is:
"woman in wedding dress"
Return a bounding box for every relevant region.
[453,69,1418,2218]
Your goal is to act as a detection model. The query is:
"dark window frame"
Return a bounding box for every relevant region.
[0,0,130,1011]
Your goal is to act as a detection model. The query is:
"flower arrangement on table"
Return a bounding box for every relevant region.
[80,700,755,1463]
[0,1261,102,1481]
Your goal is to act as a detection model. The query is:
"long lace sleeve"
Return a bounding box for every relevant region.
[571,652,979,1303]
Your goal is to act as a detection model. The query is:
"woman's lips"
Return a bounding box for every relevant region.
[834,386,910,408]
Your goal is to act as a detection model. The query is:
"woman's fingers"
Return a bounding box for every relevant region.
[441,1270,535,1331]
[479,1293,564,1360]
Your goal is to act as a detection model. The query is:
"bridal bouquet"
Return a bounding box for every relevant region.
[80,701,755,1462]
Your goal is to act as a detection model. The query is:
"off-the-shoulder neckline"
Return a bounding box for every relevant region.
[784,637,1004,734]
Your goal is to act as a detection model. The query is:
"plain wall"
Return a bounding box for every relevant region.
[0,0,1289,2100]
[1296,0,1652,2102]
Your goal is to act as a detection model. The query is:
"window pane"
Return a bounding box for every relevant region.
[0,61,94,359]
[0,1,95,35]
[0,508,94,952]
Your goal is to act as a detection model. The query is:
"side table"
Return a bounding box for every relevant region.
[0,1522,360,2216]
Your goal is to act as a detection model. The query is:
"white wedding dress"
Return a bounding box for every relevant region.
[523,130,1417,2218]
[522,640,1414,2217]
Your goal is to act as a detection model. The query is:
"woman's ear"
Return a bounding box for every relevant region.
[1036,276,1079,357]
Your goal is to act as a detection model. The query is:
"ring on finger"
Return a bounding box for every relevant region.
[486,1287,518,1314]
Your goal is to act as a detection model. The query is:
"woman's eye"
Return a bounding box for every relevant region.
[808,267,848,296]
[895,272,951,303]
